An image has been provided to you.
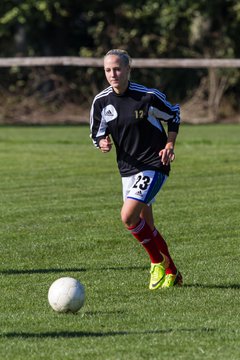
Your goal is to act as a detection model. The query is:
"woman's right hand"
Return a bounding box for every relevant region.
[99,136,113,153]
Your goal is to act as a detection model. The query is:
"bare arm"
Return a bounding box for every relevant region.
[159,131,178,166]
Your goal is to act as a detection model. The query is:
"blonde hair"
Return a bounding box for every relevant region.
[104,49,132,66]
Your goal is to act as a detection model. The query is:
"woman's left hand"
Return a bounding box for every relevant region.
[159,148,175,166]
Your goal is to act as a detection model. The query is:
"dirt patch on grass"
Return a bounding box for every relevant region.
[0,94,90,125]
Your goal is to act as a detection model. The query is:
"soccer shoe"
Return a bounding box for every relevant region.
[161,270,183,288]
[149,254,169,290]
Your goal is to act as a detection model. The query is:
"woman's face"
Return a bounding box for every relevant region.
[104,55,130,94]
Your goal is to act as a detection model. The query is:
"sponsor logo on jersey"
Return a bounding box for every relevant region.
[102,105,118,122]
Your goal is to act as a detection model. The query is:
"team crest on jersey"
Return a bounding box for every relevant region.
[102,105,118,122]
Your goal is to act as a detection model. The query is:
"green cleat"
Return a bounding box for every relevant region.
[149,254,169,290]
[161,270,183,288]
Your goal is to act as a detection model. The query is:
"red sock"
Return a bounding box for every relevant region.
[152,228,177,274]
[128,219,163,264]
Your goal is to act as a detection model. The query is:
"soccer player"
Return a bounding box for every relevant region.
[90,49,182,289]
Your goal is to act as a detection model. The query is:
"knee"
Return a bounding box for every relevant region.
[121,208,139,228]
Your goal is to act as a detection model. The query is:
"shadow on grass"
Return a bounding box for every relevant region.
[183,283,240,290]
[0,268,86,275]
[0,265,147,275]
[100,265,148,271]
[1,269,239,291]
[1,327,215,339]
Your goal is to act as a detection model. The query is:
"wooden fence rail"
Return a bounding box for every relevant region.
[0,57,240,68]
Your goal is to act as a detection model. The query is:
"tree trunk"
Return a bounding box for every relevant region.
[208,68,228,122]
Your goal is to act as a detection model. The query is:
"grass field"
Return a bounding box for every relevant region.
[0,124,239,360]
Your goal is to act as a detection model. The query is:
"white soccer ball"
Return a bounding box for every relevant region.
[48,277,85,313]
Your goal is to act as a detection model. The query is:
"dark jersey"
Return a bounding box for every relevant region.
[90,81,180,177]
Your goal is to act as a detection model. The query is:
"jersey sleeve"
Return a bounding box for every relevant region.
[151,91,180,133]
[90,98,109,148]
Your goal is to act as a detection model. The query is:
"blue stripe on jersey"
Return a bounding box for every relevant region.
[129,82,166,102]
[129,82,180,124]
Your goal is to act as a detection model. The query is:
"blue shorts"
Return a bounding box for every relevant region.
[122,170,167,205]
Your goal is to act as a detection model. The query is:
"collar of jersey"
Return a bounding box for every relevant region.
[112,82,130,97]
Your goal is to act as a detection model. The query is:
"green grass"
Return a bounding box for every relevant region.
[0,124,239,360]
